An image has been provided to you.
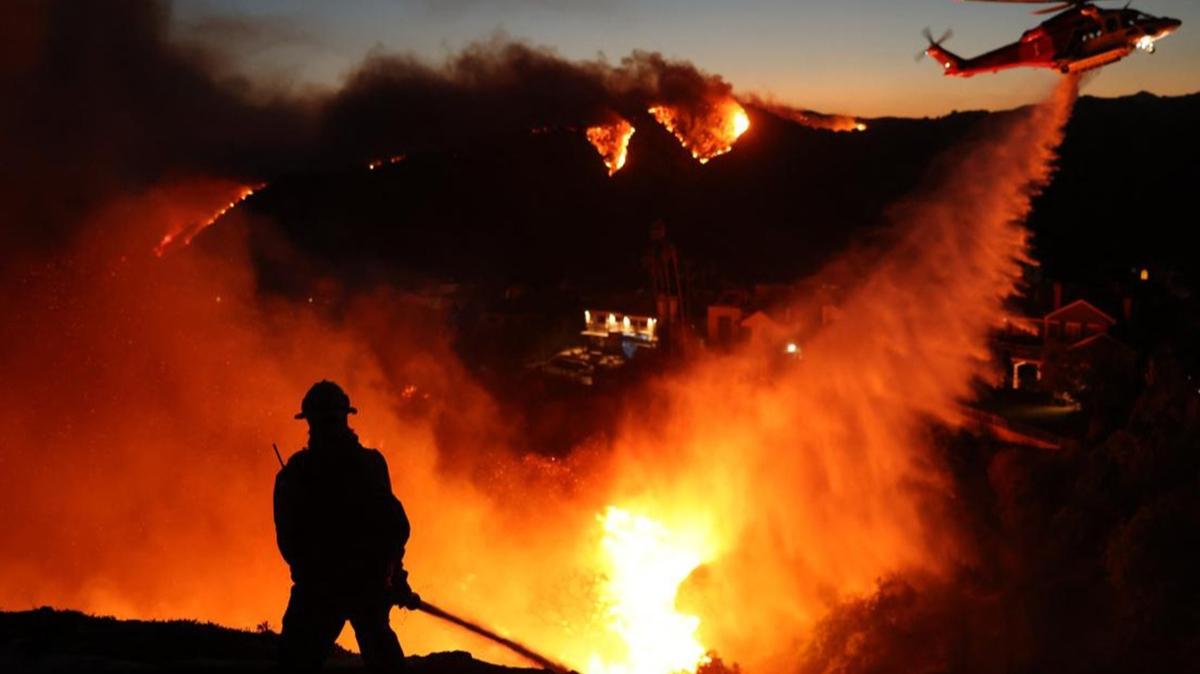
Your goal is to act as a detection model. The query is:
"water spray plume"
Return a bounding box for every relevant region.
[590,76,1081,671]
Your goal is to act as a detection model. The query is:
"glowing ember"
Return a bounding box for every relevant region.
[586,120,636,176]
[154,183,263,257]
[649,99,750,164]
[802,114,866,133]
[368,154,407,170]
[587,506,712,674]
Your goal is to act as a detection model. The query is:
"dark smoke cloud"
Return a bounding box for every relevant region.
[1,0,745,255]
[0,0,315,253]
[317,40,737,161]
[319,37,615,158]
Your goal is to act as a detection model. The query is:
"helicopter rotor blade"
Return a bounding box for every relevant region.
[1033,3,1076,15]
[921,26,953,46]
[955,0,1123,14]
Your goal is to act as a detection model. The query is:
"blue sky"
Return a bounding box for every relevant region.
[173,0,1199,117]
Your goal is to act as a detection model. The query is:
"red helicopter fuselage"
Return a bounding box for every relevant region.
[926,5,1180,76]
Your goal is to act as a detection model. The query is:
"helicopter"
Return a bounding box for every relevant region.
[921,0,1181,76]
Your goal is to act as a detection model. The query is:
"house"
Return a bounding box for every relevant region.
[581,309,658,357]
[1043,299,1117,344]
[706,304,743,346]
[704,283,839,353]
[997,296,1131,392]
[740,310,787,343]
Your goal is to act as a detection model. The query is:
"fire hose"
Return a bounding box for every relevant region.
[414,600,577,674]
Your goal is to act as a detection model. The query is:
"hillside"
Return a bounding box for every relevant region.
[0,608,545,674]
[217,91,1200,293]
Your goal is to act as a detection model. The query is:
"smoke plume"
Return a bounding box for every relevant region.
[742,95,866,133]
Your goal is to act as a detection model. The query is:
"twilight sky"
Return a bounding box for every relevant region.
[173,0,1198,117]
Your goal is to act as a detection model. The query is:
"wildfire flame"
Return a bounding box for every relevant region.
[746,99,867,133]
[587,506,712,674]
[586,121,636,176]
[800,114,866,133]
[649,99,750,164]
[153,183,263,257]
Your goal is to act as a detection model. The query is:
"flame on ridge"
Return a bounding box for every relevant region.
[740,97,867,133]
[779,110,866,133]
[154,183,263,257]
[586,120,636,176]
[649,99,750,164]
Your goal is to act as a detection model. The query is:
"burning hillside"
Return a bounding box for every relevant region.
[155,183,264,257]
[743,96,867,133]
[648,99,751,164]
[586,120,636,176]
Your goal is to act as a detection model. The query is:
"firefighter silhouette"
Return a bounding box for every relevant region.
[274,381,420,672]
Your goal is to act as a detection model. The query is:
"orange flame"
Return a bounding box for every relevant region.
[746,99,867,133]
[586,121,636,176]
[586,506,714,674]
[786,111,867,133]
[153,183,263,257]
[649,99,750,164]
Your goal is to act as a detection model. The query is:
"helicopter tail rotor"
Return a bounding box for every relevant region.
[916,27,955,62]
